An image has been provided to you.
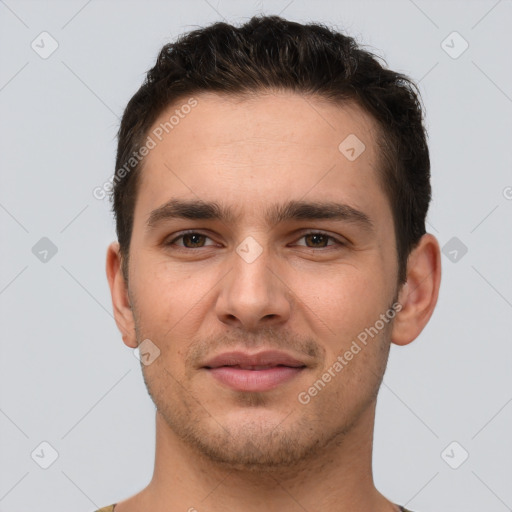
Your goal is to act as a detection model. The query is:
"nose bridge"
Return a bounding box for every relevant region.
[215,234,291,329]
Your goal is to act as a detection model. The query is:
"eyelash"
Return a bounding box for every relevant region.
[166,230,346,250]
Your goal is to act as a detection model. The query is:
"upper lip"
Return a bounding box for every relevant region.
[203,350,307,369]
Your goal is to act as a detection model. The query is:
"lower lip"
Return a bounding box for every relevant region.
[206,366,305,392]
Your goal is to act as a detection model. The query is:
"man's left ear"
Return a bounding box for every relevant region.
[391,233,442,346]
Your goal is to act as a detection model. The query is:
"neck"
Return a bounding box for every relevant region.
[124,401,396,512]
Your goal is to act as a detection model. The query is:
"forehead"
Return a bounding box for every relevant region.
[134,91,388,227]
[148,91,379,158]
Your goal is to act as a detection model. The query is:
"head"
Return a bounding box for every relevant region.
[106,15,441,471]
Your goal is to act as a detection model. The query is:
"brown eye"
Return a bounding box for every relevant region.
[181,233,206,248]
[295,232,342,249]
[167,232,214,249]
[304,233,330,248]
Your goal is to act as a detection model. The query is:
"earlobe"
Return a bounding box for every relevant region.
[391,233,442,346]
[106,241,138,348]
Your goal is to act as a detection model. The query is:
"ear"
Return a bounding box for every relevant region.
[391,233,442,346]
[106,241,137,348]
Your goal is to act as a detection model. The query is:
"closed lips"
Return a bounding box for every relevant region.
[203,350,307,369]
[203,350,308,392]
[210,364,302,370]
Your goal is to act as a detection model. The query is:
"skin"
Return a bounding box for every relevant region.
[106,91,441,512]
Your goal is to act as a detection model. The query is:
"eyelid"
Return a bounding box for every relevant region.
[166,230,346,249]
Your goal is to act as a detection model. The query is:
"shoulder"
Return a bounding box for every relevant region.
[93,505,116,512]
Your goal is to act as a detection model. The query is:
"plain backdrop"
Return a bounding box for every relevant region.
[1,1,511,511]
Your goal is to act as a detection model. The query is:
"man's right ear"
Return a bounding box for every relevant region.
[106,242,137,348]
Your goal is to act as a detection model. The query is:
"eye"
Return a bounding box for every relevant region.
[165,230,345,251]
[294,232,345,249]
[167,231,217,249]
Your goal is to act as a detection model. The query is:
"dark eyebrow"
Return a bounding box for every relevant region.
[146,199,236,229]
[266,200,374,232]
[146,199,374,233]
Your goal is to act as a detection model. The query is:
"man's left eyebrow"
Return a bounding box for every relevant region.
[266,200,374,233]
[146,198,374,233]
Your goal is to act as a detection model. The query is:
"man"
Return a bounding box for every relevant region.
[100,15,441,512]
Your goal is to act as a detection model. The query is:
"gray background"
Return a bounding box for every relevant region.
[1,0,511,511]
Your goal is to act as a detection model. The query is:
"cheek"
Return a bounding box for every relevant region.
[130,258,217,359]
[132,254,199,316]
[299,271,393,394]
[297,266,388,339]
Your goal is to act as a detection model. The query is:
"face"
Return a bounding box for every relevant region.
[124,92,402,469]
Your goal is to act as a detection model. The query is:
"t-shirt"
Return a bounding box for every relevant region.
[94,504,414,511]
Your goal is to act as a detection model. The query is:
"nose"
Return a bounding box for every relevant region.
[215,242,292,331]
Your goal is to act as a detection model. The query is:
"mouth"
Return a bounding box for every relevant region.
[202,350,308,392]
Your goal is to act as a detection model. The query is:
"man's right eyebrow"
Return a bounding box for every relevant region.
[146,199,235,230]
